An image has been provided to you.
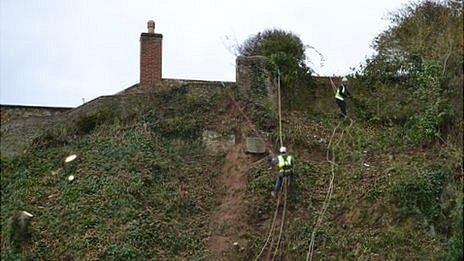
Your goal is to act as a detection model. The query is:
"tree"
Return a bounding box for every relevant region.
[362,0,462,86]
[357,0,463,143]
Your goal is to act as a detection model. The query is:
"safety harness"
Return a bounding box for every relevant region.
[277,154,293,175]
[335,84,346,101]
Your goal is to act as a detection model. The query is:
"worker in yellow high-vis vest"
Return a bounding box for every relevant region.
[270,146,294,198]
[335,77,351,118]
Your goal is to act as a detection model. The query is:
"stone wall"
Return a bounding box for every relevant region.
[0,80,234,157]
[1,115,64,156]
[236,55,276,110]
[0,105,72,125]
[236,55,274,96]
[119,79,235,95]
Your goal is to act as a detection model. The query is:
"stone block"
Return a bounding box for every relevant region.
[202,130,235,154]
[245,137,266,154]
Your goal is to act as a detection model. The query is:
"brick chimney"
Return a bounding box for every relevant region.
[140,20,162,85]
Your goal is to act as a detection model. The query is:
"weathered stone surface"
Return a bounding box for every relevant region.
[147,20,155,33]
[0,105,72,125]
[245,137,266,154]
[236,55,273,95]
[1,115,65,157]
[202,130,235,154]
[236,55,277,113]
[1,93,154,157]
[1,80,236,157]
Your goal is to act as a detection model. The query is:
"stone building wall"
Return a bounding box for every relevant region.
[236,55,274,96]
[0,105,72,125]
[0,80,235,157]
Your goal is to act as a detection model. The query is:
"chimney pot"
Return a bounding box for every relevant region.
[147,20,155,33]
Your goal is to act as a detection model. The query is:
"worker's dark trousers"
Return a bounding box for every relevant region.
[274,172,293,193]
[336,98,347,117]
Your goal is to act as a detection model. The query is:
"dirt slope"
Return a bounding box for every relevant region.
[208,137,253,259]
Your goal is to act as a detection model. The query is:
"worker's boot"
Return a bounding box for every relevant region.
[271,191,277,198]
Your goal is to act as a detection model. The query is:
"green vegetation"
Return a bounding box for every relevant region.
[354,0,463,144]
[390,166,450,222]
[447,194,463,260]
[240,107,461,259]
[74,106,117,135]
[238,29,309,77]
[1,86,229,259]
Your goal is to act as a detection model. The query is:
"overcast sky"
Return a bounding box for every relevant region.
[1,0,409,107]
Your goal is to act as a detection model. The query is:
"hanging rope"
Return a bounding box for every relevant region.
[254,67,289,261]
[230,66,288,260]
[306,118,353,261]
[255,188,283,261]
[329,76,337,94]
[277,68,284,148]
[272,179,288,260]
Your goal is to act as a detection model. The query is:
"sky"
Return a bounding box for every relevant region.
[0,0,409,107]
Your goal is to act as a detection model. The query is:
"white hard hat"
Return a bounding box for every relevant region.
[279,146,287,153]
[341,77,348,82]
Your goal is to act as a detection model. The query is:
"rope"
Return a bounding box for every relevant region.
[306,118,353,261]
[255,67,289,261]
[277,69,283,148]
[231,67,287,260]
[329,76,337,94]
[255,188,283,261]
[272,178,288,260]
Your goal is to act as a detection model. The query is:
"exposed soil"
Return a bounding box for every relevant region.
[208,138,253,260]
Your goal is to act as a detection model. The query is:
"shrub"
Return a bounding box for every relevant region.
[446,194,463,260]
[156,116,202,140]
[74,106,116,135]
[31,127,67,149]
[391,166,450,222]
[355,1,462,143]
[406,59,449,144]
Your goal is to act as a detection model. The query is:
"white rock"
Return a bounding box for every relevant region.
[65,154,77,163]
[22,211,33,217]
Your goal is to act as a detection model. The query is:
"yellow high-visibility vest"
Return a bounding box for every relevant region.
[335,85,345,101]
[277,155,293,172]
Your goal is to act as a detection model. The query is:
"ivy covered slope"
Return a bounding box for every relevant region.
[1,86,236,259]
[241,102,462,259]
[1,82,462,259]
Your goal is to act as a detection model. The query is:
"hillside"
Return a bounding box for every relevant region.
[1,79,462,260]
